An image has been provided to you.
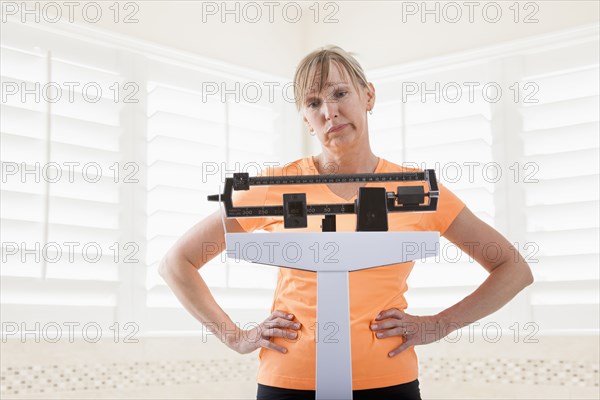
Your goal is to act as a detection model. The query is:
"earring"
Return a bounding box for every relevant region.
[369,109,373,115]
[309,128,315,136]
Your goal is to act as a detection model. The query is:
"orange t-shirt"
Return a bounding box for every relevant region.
[232,156,465,390]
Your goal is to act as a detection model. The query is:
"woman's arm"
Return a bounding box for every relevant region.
[371,206,535,356]
[437,206,534,331]
[158,210,245,348]
[159,210,300,353]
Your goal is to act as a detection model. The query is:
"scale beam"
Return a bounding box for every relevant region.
[208,170,440,221]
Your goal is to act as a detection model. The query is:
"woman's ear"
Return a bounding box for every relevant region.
[366,82,376,110]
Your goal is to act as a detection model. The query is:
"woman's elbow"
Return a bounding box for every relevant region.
[526,269,535,287]
[159,248,194,281]
[520,263,535,288]
[158,251,175,279]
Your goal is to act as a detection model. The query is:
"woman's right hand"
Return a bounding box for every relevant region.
[232,310,302,355]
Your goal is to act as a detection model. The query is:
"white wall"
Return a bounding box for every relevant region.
[301,1,600,71]
[63,1,600,77]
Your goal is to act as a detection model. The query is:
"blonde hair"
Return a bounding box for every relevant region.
[293,45,370,112]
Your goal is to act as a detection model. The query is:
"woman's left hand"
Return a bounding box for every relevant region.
[370,308,449,357]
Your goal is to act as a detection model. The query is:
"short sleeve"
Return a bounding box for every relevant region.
[418,183,466,236]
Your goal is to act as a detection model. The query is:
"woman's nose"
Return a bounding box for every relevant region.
[321,100,338,119]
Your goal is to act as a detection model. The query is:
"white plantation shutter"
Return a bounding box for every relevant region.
[369,34,599,330]
[1,21,292,333]
[1,22,126,326]
[403,68,495,311]
[370,64,495,314]
[144,74,228,297]
[143,58,286,330]
[518,41,600,329]
[225,101,282,290]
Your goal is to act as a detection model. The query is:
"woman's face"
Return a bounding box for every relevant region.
[301,62,375,152]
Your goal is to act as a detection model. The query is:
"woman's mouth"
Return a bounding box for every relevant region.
[327,124,348,134]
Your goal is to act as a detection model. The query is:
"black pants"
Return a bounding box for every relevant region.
[257,379,421,400]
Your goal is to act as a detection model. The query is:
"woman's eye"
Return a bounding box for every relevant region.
[336,91,348,98]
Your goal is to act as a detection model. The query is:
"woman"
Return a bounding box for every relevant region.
[159,45,534,400]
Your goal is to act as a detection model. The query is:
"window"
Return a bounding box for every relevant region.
[1,20,295,333]
[143,57,288,330]
[1,22,125,328]
[518,41,599,330]
[368,30,599,331]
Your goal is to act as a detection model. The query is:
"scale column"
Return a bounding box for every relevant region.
[316,271,353,399]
